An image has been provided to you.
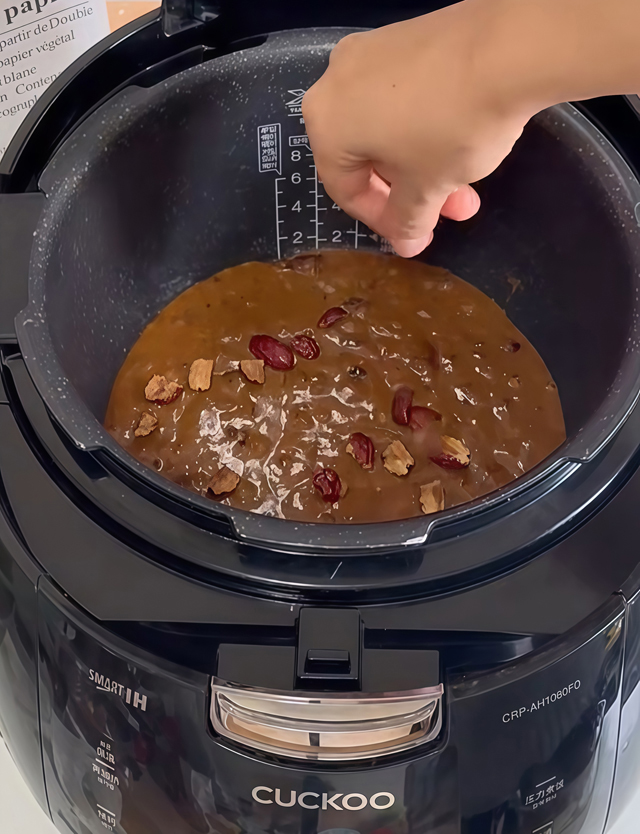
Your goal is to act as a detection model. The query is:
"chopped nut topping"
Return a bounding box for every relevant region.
[431,436,471,470]
[420,481,445,514]
[508,376,520,388]
[213,355,240,376]
[188,358,214,391]
[207,466,240,496]
[134,411,158,437]
[144,374,183,405]
[240,359,265,384]
[382,440,415,476]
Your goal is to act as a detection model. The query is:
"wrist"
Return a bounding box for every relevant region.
[474,0,640,118]
[469,0,563,120]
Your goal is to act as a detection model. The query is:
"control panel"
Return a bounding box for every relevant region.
[36,578,625,834]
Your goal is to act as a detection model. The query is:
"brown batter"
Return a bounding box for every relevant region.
[105,251,566,523]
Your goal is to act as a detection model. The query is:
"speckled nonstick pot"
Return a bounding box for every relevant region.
[16,28,640,554]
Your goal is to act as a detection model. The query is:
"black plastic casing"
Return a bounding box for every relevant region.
[2,3,640,834]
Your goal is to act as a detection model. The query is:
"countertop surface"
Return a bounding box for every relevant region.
[1,738,639,834]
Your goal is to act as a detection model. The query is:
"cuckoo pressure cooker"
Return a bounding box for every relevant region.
[3,2,640,834]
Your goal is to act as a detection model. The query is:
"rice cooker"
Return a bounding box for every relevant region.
[2,2,640,834]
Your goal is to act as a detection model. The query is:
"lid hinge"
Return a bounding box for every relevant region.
[162,0,221,36]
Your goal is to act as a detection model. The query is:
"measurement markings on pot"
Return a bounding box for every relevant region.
[252,787,395,810]
[502,680,581,723]
[257,87,379,258]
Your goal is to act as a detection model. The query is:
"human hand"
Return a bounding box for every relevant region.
[302,1,538,257]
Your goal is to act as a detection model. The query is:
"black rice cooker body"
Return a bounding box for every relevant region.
[2,5,640,834]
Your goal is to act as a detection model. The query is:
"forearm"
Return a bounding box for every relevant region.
[302,0,640,255]
[480,0,640,115]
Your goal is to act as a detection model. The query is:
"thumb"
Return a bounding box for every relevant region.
[441,185,481,220]
[389,185,480,255]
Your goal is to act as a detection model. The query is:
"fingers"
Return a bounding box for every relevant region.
[389,187,480,255]
[315,157,390,224]
[318,159,443,246]
[441,185,481,220]
[378,175,446,242]
[316,157,481,258]
[389,232,434,259]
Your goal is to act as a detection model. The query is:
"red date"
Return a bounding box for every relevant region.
[430,454,468,470]
[318,307,348,329]
[346,432,375,470]
[409,405,442,430]
[313,468,342,503]
[392,386,414,425]
[290,334,320,360]
[503,340,521,353]
[249,335,295,370]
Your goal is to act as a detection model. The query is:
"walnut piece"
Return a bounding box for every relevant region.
[420,481,445,515]
[134,411,158,437]
[144,374,183,405]
[382,440,415,476]
[207,466,240,496]
[213,355,240,376]
[431,436,471,470]
[188,358,214,391]
[240,359,265,384]
[443,436,470,464]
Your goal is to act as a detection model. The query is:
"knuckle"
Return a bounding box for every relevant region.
[388,217,429,239]
[331,32,359,57]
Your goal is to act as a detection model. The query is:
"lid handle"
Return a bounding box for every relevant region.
[210,683,444,762]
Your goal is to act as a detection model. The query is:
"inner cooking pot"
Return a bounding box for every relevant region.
[16,28,640,549]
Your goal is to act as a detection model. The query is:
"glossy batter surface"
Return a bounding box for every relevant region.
[105,251,566,522]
